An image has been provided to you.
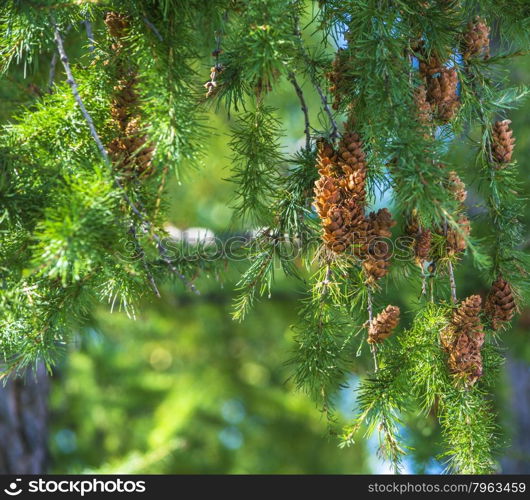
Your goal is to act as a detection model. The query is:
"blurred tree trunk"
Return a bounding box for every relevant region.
[0,363,49,474]
[502,356,530,473]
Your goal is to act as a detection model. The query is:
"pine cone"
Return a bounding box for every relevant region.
[104,12,130,39]
[362,209,395,282]
[462,17,490,61]
[316,139,337,176]
[327,49,349,110]
[447,171,467,203]
[419,54,443,77]
[405,214,420,237]
[415,85,432,125]
[415,229,432,261]
[337,131,367,205]
[446,215,470,254]
[492,120,515,166]
[105,12,154,178]
[427,68,460,123]
[485,276,516,330]
[443,295,485,384]
[451,294,483,333]
[368,305,400,344]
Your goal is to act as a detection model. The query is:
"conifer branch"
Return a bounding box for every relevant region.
[367,287,378,372]
[288,72,311,150]
[84,20,95,52]
[48,52,57,92]
[54,20,197,296]
[53,22,109,164]
[292,14,338,140]
[142,16,163,42]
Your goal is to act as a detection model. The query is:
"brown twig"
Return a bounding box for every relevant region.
[367,287,378,372]
[288,72,311,149]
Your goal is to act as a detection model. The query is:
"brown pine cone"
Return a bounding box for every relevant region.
[415,85,432,125]
[446,215,470,254]
[321,205,353,253]
[362,209,395,282]
[368,305,400,344]
[327,49,348,110]
[492,120,515,165]
[447,171,467,203]
[316,139,337,176]
[427,68,460,123]
[462,17,490,61]
[451,294,483,334]
[443,295,485,384]
[485,276,516,329]
[367,208,395,240]
[415,229,432,261]
[105,12,155,178]
[105,12,130,39]
[405,214,420,237]
[419,53,443,77]
[314,175,341,218]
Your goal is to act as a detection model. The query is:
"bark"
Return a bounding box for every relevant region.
[501,356,530,473]
[0,364,49,474]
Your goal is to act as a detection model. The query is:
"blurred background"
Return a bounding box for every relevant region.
[47,51,530,474]
[0,14,529,474]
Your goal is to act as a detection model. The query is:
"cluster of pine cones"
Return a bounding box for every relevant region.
[105,12,154,177]
[441,275,516,384]
[313,132,395,283]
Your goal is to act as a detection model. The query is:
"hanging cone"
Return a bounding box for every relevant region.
[446,215,470,254]
[415,229,432,262]
[368,305,400,344]
[337,131,367,205]
[492,120,515,166]
[414,85,432,125]
[105,12,155,178]
[363,209,395,283]
[462,17,490,61]
[419,53,443,77]
[447,171,467,203]
[443,295,485,384]
[485,276,516,329]
[104,11,130,39]
[327,49,349,110]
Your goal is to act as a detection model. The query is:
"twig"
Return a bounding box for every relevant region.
[53,22,109,162]
[143,16,163,42]
[129,225,160,298]
[288,72,311,150]
[53,21,199,295]
[442,218,457,304]
[48,52,58,92]
[367,287,378,372]
[447,259,457,304]
[84,20,95,52]
[293,15,338,140]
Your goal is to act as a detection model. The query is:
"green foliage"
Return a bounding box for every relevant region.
[346,305,503,473]
[1,0,529,474]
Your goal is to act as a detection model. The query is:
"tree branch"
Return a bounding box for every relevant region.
[84,20,95,53]
[142,16,163,42]
[288,72,311,150]
[53,21,198,295]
